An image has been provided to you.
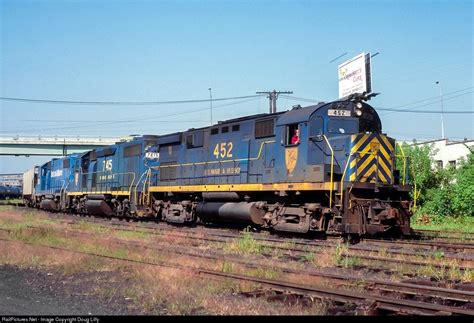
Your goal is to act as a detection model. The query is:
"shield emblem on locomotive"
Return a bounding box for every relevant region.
[370,141,380,155]
[285,147,298,174]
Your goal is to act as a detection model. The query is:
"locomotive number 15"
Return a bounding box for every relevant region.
[213,142,233,159]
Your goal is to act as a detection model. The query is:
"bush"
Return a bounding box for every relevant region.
[451,152,474,217]
[398,142,473,221]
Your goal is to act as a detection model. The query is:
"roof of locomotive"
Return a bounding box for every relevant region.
[276,102,328,126]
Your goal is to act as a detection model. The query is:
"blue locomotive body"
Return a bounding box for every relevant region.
[66,135,160,216]
[22,97,412,237]
[148,98,411,235]
[32,154,80,210]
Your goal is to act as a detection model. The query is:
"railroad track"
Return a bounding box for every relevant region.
[5,204,473,244]
[41,211,474,252]
[3,207,474,275]
[0,234,472,316]
[14,211,472,273]
[2,220,473,298]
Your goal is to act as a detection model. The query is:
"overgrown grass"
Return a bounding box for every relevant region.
[223,227,266,255]
[411,214,474,233]
[416,262,473,283]
[0,199,22,205]
[114,229,150,240]
[332,243,362,268]
[9,227,65,247]
[0,210,332,315]
[76,221,111,234]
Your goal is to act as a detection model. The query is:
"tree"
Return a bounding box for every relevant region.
[396,141,473,221]
[451,150,474,218]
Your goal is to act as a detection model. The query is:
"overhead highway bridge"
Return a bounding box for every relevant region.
[0,135,123,156]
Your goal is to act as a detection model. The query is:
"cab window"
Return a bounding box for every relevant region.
[310,116,323,137]
[285,124,300,146]
[328,118,358,134]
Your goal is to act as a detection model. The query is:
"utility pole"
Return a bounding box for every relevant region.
[256,90,293,113]
[435,81,445,139]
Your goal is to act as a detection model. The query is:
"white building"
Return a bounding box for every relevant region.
[411,138,473,169]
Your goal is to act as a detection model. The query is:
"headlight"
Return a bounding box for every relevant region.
[356,102,363,108]
[355,109,363,116]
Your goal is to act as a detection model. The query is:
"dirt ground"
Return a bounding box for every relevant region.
[0,264,136,315]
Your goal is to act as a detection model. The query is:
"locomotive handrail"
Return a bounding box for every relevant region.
[142,168,151,205]
[77,170,136,196]
[149,140,275,169]
[396,142,407,185]
[340,148,412,211]
[322,135,334,209]
[339,150,381,210]
[133,170,148,205]
[132,168,152,206]
[340,151,354,209]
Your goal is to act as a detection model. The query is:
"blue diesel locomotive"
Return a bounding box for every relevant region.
[23,95,411,237]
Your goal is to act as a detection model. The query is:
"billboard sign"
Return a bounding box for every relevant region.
[338,52,372,98]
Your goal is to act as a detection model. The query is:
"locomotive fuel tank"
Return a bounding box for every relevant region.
[84,195,114,216]
[40,198,59,211]
[196,202,265,225]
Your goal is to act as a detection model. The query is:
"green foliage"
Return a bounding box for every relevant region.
[223,227,266,255]
[451,152,474,217]
[397,142,473,222]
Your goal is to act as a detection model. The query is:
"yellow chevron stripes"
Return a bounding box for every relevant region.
[360,163,377,182]
[349,133,394,184]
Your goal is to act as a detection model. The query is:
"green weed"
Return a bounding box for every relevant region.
[223,227,266,255]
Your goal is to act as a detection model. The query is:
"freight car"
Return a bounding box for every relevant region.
[23,94,412,238]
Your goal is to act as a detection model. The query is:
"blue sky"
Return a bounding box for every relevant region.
[0,0,472,173]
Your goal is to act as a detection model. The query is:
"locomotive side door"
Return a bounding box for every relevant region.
[274,122,305,183]
[306,115,326,182]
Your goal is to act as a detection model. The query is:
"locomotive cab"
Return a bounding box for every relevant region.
[272,97,411,236]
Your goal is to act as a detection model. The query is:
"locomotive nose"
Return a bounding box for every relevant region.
[348,133,395,184]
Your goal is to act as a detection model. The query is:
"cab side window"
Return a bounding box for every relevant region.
[286,124,300,146]
[310,116,323,137]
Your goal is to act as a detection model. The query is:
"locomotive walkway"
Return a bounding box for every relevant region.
[0,135,121,156]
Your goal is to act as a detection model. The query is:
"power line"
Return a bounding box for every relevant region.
[328,52,348,63]
[377,108,472,114]
[0,94,260,105]
[280,95,324,104]
[0,97,260,133]
[283,87,472,107]
[379,86,473,109]
[378,91,473,115]
[282,88,473,114]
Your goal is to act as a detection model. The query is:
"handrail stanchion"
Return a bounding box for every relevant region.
[396,142,407,185]
[323,135,334,209]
